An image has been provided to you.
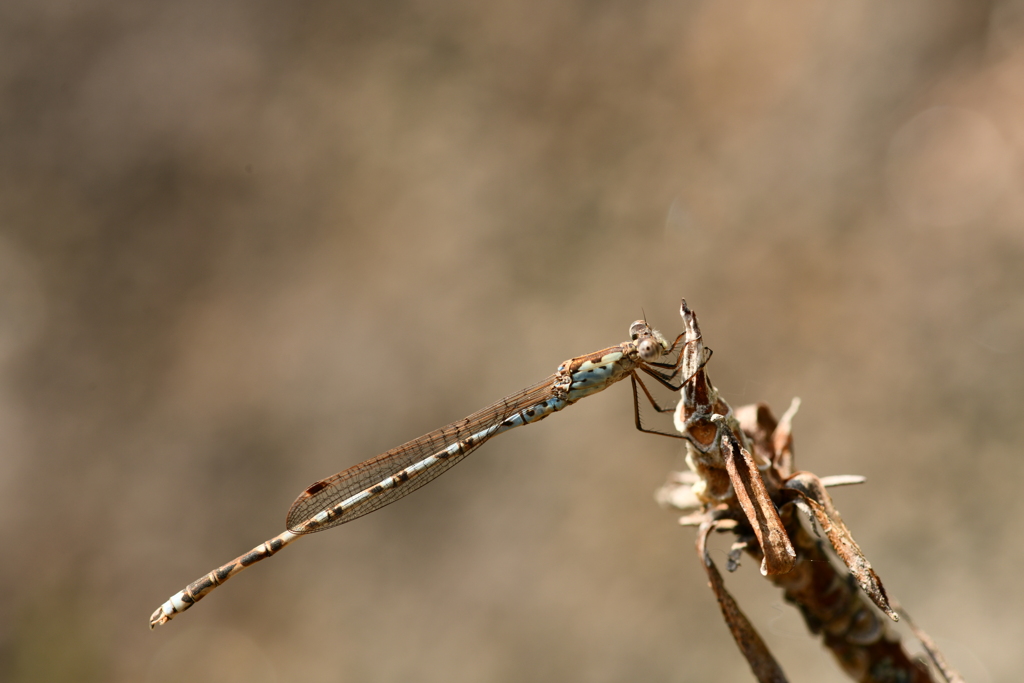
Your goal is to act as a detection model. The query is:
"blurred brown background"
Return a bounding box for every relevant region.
[0,1,1019,681]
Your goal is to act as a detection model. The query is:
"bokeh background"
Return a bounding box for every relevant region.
[0,1,1020,681]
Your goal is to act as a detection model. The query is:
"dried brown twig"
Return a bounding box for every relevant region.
[655,300,964,683]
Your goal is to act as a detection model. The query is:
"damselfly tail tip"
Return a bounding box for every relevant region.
[149,603,174,629]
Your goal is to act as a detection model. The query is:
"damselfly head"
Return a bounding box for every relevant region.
[629,320,651,340]
[630,320,668,361]
[638,337,663,361]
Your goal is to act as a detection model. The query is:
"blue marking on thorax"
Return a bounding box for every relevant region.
[566,362,625,401]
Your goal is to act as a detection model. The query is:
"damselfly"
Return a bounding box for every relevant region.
[150,305,701,628]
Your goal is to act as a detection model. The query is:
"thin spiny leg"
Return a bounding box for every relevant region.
[648,334,690,371]
[636,344,714,402]
[634,372,677,413]
[662,331,686,354]
[641,357,714,392]
[640,366,685,389]
[630,346,715,438]
[642,338,703,388]
[630,374,689,440]
[644,362,683,383]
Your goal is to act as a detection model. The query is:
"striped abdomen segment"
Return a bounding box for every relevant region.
[149,529,300,628]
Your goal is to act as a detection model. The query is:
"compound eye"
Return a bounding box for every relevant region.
[638,337,661,361]
[629,320,648,340]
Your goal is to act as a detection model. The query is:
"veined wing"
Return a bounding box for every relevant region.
[286,375,559,532]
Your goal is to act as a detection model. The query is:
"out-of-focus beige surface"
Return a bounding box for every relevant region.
[0,2,1018,681]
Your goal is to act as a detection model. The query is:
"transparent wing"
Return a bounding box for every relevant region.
[286,375,557,533]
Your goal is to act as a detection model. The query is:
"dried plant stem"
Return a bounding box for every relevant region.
[658,300,962,683]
